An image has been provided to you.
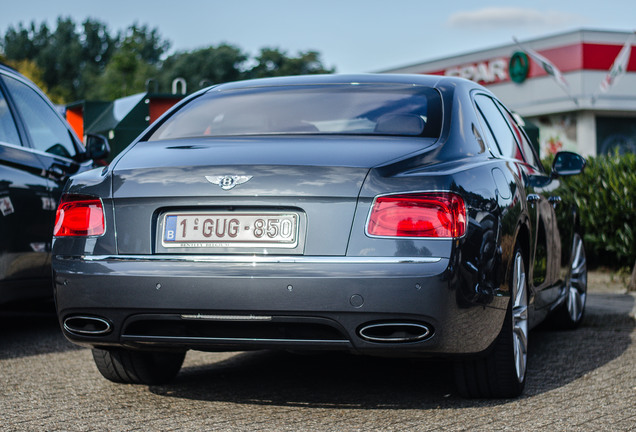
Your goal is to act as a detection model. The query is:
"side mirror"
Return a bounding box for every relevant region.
[84,134,110,161]
[552,151,586,177]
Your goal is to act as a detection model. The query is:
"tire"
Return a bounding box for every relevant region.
[92,348,185,385]
[454,247,529,398]
[549,233,588,329]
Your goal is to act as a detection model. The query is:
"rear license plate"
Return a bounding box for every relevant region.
[162,212,298,248]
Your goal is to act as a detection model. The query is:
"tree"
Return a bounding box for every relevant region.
[38,17,83,103]
[1,17,115,103]
[77,19,117,98]
[87,48,158,100]
[248,48,334,78]
[2,58,49,94]
[157,44,247,92]
[2,18,335,102]
[1,21,45,61]
[86,23,170,100]
[1,18,170,102]
[2,21,53,94]
[116,23,170,65]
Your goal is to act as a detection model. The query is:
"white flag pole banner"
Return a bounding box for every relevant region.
[513,37,578,105]
[593,31,635,103]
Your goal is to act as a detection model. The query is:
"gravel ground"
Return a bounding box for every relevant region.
[1,273,634,431]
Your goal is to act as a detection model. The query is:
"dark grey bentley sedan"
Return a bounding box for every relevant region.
[52,74,587,398]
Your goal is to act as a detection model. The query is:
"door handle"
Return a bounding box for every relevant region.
[527,194,541,204]
[47,164,68,180]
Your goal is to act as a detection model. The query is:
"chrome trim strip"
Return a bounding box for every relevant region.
[76,255,442,264]
[181,314,273,321]
[122,335,350,344]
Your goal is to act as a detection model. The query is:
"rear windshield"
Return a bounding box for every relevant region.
[147,84,442,141]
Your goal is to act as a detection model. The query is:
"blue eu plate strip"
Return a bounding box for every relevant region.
[164,215,177,242]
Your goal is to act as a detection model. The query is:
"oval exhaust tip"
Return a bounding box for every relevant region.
[64,316,112,336]
[358,322,431,343]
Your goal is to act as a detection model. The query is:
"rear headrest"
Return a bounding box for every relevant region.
[374,114,425,135]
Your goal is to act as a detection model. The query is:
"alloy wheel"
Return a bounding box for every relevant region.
[512,251,528,383]
[567,233,587,322]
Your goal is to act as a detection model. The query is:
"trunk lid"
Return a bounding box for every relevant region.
[111,136,435,255]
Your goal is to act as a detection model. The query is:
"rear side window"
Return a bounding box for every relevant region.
[148,84,442,141]
[0,86,20,146]
[3,75,77,158]
[502,109,542,170]
[474,94,524,162]
[475,108,497,156]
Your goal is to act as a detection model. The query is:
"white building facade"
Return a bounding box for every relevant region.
[382,29,636,158]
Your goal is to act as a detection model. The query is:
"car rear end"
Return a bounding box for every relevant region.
[53,76,507,359]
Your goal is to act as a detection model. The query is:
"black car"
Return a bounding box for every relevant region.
[52,74,587,398]
[0,63,108,304]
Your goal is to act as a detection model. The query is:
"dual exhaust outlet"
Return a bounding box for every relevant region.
[63,316,112,336]
[358,322,432,343]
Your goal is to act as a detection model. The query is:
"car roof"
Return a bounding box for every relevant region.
[0,62,33,83]
[207,73,486,94]
[0,62,19,74]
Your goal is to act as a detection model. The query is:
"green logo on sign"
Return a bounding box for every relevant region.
[509,51,529,84]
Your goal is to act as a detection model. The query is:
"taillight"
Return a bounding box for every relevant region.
[367,192,466,238]
[53,194,105,237]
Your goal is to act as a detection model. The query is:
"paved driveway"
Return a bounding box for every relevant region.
[1,286,634,431]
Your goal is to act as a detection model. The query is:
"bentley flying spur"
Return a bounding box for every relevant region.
[52,74,587,398]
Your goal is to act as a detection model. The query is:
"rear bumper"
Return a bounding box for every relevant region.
[53,254,508,356]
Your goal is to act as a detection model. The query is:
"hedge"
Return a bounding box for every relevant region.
[544,152,636,269]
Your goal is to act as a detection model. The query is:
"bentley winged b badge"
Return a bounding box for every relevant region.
[205,175,253,190]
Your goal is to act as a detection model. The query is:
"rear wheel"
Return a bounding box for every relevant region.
[92,348,185,385]
[549,233,587,329]
[454,247,528,398]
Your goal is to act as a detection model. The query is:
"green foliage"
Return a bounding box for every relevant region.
[2,58,49,94]
[39,17,83,103]
[248,47,335,79]
[76,20,117,98]
[1,18,170,102]
[87,52,159,100]
[115,23,170,65]
[157,44,247,92]
[86,24,170,99]
[547,153,636,268]
[1,17,335,102]
[156,46,334,93]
